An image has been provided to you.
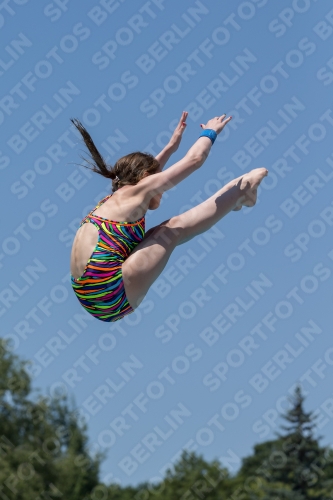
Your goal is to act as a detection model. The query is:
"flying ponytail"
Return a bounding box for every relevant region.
[70,118,116,180]
[71,117,160,192]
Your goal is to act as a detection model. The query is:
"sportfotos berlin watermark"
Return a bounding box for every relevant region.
[1,0,333,488]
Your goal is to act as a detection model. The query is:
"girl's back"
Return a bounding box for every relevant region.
[70,186,148,281]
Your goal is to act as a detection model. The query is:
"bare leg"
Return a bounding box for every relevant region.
[122,168,268,308]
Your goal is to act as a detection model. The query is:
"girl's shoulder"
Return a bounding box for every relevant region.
[93,186,147,222]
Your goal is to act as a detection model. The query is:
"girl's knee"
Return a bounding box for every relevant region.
[158,218,182,244]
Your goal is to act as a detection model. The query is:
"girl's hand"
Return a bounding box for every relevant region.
[200,114,232,135]
[169,111,188,152]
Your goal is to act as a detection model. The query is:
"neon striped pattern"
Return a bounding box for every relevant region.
[71,194,145,322]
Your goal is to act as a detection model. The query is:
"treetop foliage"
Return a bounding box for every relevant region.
[1,341,333,500]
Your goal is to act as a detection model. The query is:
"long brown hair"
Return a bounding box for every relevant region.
[71,118,160,192]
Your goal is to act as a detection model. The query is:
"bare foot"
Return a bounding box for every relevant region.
[233,168,268,209]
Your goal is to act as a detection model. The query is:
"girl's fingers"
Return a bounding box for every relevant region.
[179,111,188,127]
[222,116,232,125]
[219,116,232,131]
[199,113,231,129]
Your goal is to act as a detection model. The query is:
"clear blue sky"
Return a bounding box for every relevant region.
[2,0,333,486]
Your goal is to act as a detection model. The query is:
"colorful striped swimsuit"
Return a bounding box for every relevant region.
[71,194,145,322]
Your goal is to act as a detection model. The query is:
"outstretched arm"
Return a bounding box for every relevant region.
[140,114,232,198]
[155,111,188,171]
[155,144,175,172]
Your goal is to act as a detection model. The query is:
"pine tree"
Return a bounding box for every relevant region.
[236,386,332,500]
[268,386,327,499]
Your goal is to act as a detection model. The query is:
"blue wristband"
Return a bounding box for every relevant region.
[199,129,217,145]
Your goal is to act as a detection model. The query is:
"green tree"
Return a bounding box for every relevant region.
[2,338,333,500]
[236,387,332,500]
[274,386,328,499]
[231,440,289,500]
[131,451,235,500]
[0,340,102,500]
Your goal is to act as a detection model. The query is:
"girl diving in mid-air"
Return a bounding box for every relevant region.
[70,111,268,322]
